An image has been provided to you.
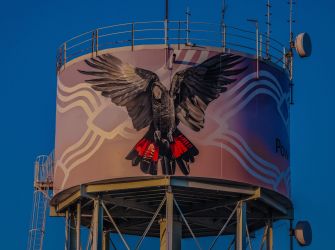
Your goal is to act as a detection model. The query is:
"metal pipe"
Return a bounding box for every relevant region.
[266,0,271,59]
[132,22,135,51]
[223,24,226,52]
[228,238,236,250]
[186,7,190,45]
[260,34,263,58]
[235,201,247,250]
[166,191,173,250]
[76,202,81,250]
[208,203,239,250]
[266,220,273,250]
[92,199,103,250]
[95,29,99,56]
[173,198,203,250]
[178,21,181,50]
[135,196,167,250]
[63,43,67,68]
[65,210,69,250]
[256,23,259,79]
[91,31,95,58]
[246,224,253,250]
[165,0,168,20]
[101,201,130,250]
[164,19,168,47]
[260,225,269,250]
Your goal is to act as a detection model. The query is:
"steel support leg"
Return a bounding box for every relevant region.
[102,231,110,250]
[76,202,81,250]
[65,210,69,250]
[70,213,77,250]
[289,220,294,250]
[235,201,247,250]
[266,220,273,250]
[160,190,181,250]
[92,199,103,250]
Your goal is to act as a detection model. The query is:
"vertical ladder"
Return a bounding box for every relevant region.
[27,153,54,250]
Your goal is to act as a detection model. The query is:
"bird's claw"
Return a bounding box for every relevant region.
[167,131,173,143]
[154,130,161,142]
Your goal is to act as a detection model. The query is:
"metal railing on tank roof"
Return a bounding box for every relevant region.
[56,20,287,72]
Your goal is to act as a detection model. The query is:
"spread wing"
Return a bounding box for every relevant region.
[170,53,247,132]
[79,54,159,130]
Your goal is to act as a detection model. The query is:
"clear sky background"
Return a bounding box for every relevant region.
[0,0,333,249]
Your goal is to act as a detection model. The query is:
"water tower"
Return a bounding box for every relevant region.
[27,0,313,249]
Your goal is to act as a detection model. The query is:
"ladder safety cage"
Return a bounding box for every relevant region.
[27,153,54,250]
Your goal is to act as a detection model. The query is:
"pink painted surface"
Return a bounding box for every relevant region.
[54,46,291,196]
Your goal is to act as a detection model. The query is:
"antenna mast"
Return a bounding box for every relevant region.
[289,0,296,46]
[266,0,272,59]
[221,0,227,25]
[165,0,168,21]
[221,0,227,51]
[288,0,296,104]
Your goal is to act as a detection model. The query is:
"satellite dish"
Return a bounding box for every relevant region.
[295,221,312,246]
[295,32,312,57]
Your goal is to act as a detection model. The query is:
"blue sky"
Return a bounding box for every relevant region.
[0,0,334,249]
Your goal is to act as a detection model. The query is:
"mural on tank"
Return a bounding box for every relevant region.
[54,47,291,197]
[78,53,247,176]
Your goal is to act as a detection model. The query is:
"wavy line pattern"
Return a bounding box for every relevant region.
[55,52,290,194]
[204,70,290,191]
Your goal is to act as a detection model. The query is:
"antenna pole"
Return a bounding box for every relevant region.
[289,0,296,46]
[288,0,296,104]
[164,0,169,65]
[266,0,271,59]
[221,0,226,24]
[221,0,227,51]
[186,7,191,45]
[165,0,168,21]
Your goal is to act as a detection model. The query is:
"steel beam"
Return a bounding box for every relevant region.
[102,231,110,250]
[65,210,69,250]
[266,220,273,250]
[235,201,247,250]
[103,197,156,215]
[57,190,82,212]
[69,213,76,250]
[170,178,256,195]
[160,190,181,250]
[92,199,103,250]
[86,178,169,193]
[76,202,81,250]
[159,218,181,250]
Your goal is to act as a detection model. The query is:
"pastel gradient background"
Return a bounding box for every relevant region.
[0,0,333,249]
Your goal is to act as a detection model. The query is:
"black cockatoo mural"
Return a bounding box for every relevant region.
[79,53,246,175]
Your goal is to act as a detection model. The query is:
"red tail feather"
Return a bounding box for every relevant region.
[126,129,198,175]
[170,134,193,158]
[134,138,159,162]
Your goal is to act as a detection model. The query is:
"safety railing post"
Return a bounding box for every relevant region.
[63,42,67,68]
[256,23,259,79]
[55,20,286,70]
[178,21,181,50]
[222,24,226,52]
[91,31,95,58]
[283,47,286,69]
[186,7,191,45]
[34,160,38,184]
[95,29,99,56]
[164,19,168,47]
[132,22,135,51]
[260,34,263,58]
